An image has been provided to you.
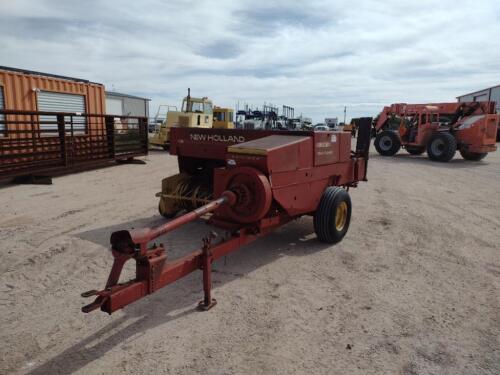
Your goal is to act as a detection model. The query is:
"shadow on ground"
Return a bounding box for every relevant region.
[28,215,330,375]
[0,158,150,189]
[369,152,489,169]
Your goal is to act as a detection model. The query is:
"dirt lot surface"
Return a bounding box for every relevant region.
[1,145,499,375]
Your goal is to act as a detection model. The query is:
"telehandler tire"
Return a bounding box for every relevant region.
[405,147,425,155]
[427,132,457,162]
[459,149,487,161]
[374,131,401,156]
[314,187,351,244]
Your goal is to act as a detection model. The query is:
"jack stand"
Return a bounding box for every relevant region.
[198,232,217,311]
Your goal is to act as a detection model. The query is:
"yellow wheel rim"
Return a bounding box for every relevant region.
[335,201,348,231]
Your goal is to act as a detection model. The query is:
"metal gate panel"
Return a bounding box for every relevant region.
[0,87,4,134]
[38,91,86,133]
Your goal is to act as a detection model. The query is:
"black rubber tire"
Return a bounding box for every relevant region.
[374,131,401,156]
[405,147,425,155]
[313,187,352,244]
[427,132,457,162]
[459,149,487,161]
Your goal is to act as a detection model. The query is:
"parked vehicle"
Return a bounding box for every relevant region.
[373,102,498,161]
[314,124,329,131]
[149,89,216,149]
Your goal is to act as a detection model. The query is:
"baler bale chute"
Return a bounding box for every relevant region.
[82,118,372,314]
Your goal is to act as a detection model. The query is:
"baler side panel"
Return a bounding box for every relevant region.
[266,137,313,173]
[269,161,356,217]
[271,179,329,216]
[313,132,340,166]
[226,135,312,174]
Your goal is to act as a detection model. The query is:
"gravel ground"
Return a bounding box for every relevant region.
[0,144,499,375]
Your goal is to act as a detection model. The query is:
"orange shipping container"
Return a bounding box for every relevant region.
[0,67,108,174]
[0,66,104,113]
[0,66,105,138]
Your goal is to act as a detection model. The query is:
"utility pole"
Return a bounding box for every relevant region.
[343,106,347,125]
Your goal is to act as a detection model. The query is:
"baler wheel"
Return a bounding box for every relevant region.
[459,149,487,161]
[314,187,352,244]
[374,131,401,156]
[427,132,457,162]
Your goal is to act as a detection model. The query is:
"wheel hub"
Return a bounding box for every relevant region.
[431,139,445,156]
[335,201,348,231]
[379,135,393,151]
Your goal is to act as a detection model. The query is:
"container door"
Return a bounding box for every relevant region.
[37,91,86,135]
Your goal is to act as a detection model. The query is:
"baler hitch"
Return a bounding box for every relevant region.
[81,190,264,314]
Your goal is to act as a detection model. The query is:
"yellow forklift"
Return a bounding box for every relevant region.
[150,89,233,149]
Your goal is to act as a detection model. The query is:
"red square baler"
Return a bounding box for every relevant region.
[82,119,372,314]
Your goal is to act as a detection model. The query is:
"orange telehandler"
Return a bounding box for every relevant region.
[373,102,498,162]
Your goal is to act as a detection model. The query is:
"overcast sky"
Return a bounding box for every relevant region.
[1,0,499,122]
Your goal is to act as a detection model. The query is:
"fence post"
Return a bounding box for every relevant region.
[105,116,115,159]
[57,114,67,166]
[140,117,149,155]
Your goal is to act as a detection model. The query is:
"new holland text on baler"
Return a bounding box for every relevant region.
[82,119,372,314]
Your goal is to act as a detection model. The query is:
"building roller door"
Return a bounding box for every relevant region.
[106,97,123,116]
[38,91,86,134]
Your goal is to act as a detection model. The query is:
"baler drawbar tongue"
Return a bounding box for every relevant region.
[81,190,240,314]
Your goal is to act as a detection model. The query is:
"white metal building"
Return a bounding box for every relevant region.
[457,84,500,113]
[105,91,150,118]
